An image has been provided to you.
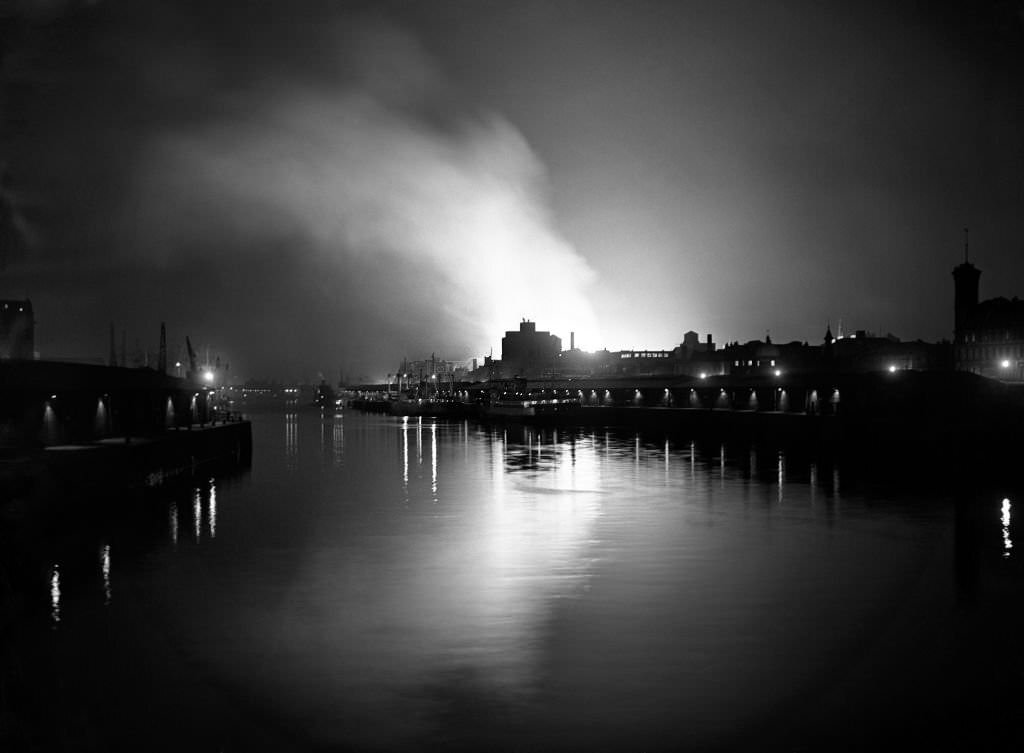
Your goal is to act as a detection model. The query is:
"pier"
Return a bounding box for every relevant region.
[0,360,252,496]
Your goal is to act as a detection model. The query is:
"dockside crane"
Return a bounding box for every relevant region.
[185,336,198,382]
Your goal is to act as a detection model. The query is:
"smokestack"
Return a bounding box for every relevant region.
[706,333,712,347]
[158,322,167,374]
[570,331,575,350]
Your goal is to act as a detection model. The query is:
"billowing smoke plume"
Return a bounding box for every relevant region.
[138,26,599,353]
[0,3,599,377]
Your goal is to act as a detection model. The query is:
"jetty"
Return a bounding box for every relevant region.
[0,360,252,496]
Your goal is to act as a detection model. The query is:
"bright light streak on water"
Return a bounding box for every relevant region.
[169,501,178,545]
[285,413,298,471]
[101,545,111,605]
[50,564,60,627]
[402,417,409,495]
[334,418,344,467]
[193,489,202,542]
[209,480,217,539]
[664,438,670,481]
[416,416,422,466]
[778,452,785,504]
[431,422,437,501]
[1002,498,1012,558]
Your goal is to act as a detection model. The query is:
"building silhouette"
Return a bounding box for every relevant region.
[501,320,562,377]
[953,255,1024,382]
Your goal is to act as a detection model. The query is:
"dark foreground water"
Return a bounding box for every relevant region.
[2,409,1023,751]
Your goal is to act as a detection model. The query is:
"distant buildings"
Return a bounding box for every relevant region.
[0,299,34,360]
[827,330,946,374]
[500,320,562,378]
[953,257,1024,382]
[470,316,949,383]
[725,336,800,377]
[434,242,1024,386]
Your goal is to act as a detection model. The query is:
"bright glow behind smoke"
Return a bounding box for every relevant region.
[138,30,600,356]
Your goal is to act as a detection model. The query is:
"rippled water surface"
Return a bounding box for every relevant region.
[3,409,1023,751]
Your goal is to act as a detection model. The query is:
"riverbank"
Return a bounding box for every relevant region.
[0,420,252,504]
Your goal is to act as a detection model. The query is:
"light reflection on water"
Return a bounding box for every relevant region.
[101,544,111,605]
[12,410,1024,751]
[169,500,178,545]
[192,488,201,542]
[208,479,217,539]
[777,451,785,504]
[1002,498,1013,557]
[49,564,60,627]
[284,412,298,470]
[431,422,437,501]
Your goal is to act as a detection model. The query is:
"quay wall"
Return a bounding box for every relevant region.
[348,369,1024,446]
[40,421,253,492]
[0,361,252,499]
[0,360,218,448]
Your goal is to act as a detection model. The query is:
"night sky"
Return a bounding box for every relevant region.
[1,0,1022,381]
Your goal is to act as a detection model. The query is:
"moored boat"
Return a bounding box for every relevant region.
[480,396,580,418]
[479,379,581,420]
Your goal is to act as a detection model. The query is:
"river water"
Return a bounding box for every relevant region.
[2,409,1023,751]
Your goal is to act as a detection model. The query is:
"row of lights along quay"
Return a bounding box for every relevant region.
[350,368,1024,449]
[0,359,252,496]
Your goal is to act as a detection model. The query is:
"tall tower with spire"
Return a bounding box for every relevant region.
[952,227,980,343]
